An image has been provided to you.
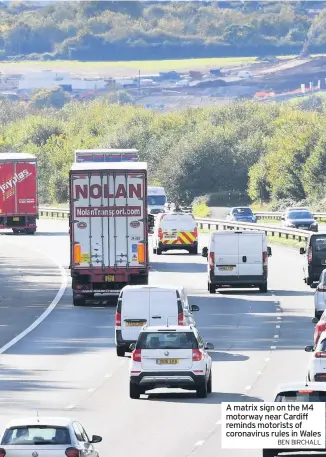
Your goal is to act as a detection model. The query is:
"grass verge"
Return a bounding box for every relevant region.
[267,234,305,249]
[258,218,280,224]
[0,54,305,75]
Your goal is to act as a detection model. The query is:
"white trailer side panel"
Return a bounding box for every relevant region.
[71,170,146,268]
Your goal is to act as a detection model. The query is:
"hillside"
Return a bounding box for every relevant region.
[0,1,326,61]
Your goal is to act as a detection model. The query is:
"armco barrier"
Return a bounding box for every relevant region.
[254,212,326,221]
[39,207,310,242]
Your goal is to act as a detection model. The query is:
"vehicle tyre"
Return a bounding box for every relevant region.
[116,346,125,357]
[196,380,208,398]
[307,277,312,285]
[12,229,19,234]
[189,246,198,255]
[153,248,157,254]
[208,282,215,294]
[259,282,268,293]
[157,248,162,255]
[73,295,85,307]
[262,450,277,457]
[130,382,141,399]
[315,309,321,319]
[310,282,317,289]
[24,228,35,235]
[207,371,212,394]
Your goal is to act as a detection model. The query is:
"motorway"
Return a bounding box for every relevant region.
[0,218,319,457]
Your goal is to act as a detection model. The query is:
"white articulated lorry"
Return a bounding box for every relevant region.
[69,161,149,306]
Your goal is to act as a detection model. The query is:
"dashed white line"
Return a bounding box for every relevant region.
[274,335,279,338]
[274,301,279,304]
[277,317,282,320]
[195,441,205,447]
[276,308,282,312]
[265,357,270,362]
[270,346,276,349]
[276,325,280,329]
[66,404,76,409]
[88,388,96,393]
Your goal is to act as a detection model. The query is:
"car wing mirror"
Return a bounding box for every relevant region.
[299,247,306,255]
[312,317,318,324]
[267,246,272,257]
[202,247,208,258]
[304,345,314,352]
[190,304,200,312]
[204,342,214,350]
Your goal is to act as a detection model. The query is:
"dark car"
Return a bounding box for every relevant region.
[226,207,257,223]
[300,233,326,287]
[281,210,318,232]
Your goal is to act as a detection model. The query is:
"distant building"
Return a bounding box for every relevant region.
[18,71,107,91]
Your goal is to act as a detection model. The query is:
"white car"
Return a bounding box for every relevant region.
[263,381,326,457]
[129,325,214,399]
[314,268,326,319]
[305,330,326,381]
[0,416,102,457]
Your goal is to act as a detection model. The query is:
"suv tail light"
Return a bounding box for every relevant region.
[194,227,198,238]
[308,246,312,263]
[209,252,214,269]
[65,449,80,457]
[317,284,326,291]
[263,251,268,270]
[115,312,121,326]
[192,349,202,361]
[0,449,6,457]
[178,312,184,325]
[132,349,141,362]
[158,228,163,239]
[315,351,326,358]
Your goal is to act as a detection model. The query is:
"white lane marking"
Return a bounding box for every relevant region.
[265,357,270,362]
[274,335,279,338]
[276,325,280,328]
[276,308,282,312]
[66,404,76,409]
[274,301,279,304]
[88,388,96,393]
[245,385,251,390]
[277,317,282,320]
[0,246,67,355]
[195,441,205,447]
[271,346,276,349]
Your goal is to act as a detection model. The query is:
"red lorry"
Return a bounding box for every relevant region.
[0,153,38,234]
[69,161,149,306]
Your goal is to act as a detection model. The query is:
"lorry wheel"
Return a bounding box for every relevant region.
[208,282,215,294]
[153,248,157,254]
[259,283,268,293]
[73,296,85,307]
[12,229,19,234]
[157,248,162,255]
[116,347,125,357]
[24,228,35,235]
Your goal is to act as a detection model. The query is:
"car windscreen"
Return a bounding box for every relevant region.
[137,331,199,349]
[275,391,326,402]
[287,211,312,219]
[313,236,326,252]
[233,208,252,215]
[1,426,71,445]
[147,196,166,206]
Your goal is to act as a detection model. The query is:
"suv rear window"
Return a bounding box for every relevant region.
[137,331,198,349]
[1,426,71,445]
[275,391,326,402]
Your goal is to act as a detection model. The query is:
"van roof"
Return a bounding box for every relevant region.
[140,325,194,333]
[121,285,183,292]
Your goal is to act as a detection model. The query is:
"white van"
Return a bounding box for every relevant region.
[115,285,200,356]
[202,230,272,293]
[152,212,198,255]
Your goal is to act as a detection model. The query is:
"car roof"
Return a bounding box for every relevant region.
[5,417,73,428]
[275,382,326,394]
[140,325,195,333]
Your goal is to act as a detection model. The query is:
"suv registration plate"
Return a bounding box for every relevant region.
[157,359,179,364]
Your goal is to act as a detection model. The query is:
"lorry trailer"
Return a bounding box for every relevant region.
[0,152,38,234]
[69,161,149,306]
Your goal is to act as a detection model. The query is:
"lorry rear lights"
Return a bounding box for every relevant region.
[65,448,80,457]
[132,349,141,362]
[137,243,145,263]
[115,312,121,326]
[0,448,6,457]
[74,244,81,263]
[192,349,202,361]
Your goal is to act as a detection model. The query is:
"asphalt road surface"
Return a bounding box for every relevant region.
[0,219,319,457]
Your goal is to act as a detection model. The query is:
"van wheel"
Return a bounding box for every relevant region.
[208,282,215,294]
[315,310,321,320]
[73,295,86,306]
[189,246,198,255]
[153,248,157,254]
[130,382,141,399]
[116,347,125,357]
[259,283,268,293]
[207,371,212,393]
[157,248,162,255]
[307,277,312,285]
